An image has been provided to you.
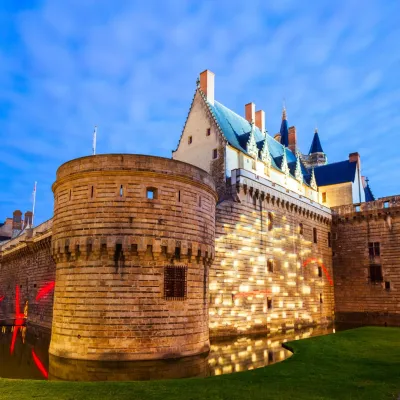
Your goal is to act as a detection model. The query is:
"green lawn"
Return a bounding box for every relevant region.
[1,327,399,400]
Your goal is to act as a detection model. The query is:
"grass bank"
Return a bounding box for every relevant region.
[0,327,399,400]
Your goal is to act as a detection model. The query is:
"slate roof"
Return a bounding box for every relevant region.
[309,130,324,154]
[364,183,375,202]
[313,160,357,186]
[280,114,289,147]
[209,100,298,161]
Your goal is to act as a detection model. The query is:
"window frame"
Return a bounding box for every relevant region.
[164,265,188,300]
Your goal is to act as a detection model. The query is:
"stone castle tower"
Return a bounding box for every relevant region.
[49,154,217,361]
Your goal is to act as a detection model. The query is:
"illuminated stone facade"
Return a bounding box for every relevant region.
[209,170,334,336]
[332,195,400,326]
[49,154,217,361]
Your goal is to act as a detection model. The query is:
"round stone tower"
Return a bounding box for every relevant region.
[49,155,216,361]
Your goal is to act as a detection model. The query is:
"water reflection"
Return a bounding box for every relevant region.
[0,323,338,381]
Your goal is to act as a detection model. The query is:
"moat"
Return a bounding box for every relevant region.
[0,324,341,381]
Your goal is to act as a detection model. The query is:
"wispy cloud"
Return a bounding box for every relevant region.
[0,0,399,223]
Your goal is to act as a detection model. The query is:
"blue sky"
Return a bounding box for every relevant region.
[1,0,399,225]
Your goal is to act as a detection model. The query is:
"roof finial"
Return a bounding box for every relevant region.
[282,98,287,121]
[366,177,369,185]
[315,126,318,134]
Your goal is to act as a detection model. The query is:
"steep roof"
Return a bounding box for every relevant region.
[309,129,324,154]
[364,182,375,202]
[209,101,297,163]
[313,160,357,186]
[280,108,289,147]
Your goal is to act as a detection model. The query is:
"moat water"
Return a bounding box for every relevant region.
[0,323,346,381]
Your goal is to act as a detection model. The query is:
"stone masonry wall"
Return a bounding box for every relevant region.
[209,172,334,337]
[0,220,55,329]
[49,154,217,361]
[332,195,400,326]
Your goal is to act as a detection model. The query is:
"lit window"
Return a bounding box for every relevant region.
[322,192,327,203]
[164,266,187,300]
[212,148,218,159]
[188,136,193,145]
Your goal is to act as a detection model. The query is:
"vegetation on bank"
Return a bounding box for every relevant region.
[0,327,399,400]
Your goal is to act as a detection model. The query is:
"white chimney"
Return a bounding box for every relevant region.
[199,70,215,105]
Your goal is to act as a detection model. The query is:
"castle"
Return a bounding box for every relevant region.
[0,70,398,362]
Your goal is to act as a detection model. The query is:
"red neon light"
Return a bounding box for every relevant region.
[35,281,55,301]
[10,285,25,355]
[0,295,4,302]
[303,258,333,286]
[31,350,48,379]
[234,290,271,299]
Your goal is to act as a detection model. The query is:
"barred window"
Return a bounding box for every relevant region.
[164,266,187,300]
[369,264,383,283]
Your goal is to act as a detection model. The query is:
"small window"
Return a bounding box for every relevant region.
[119,185,124,197]
[328,232,332,248]
[268,212,273,231]
[319,293,323,304]
[212,148,218,159]
[368,242,380,257]
[206,128,211,136]
[267,259,274,273]
[355,205,361,212]
[369,264,383,283]
[313,228,318,244]
[147,188,157,200]
[188,136,193,145]
[322,192,327,203]
[385,281,391,290]
[91,186,94,198]
[178,190,181,202]
[299,223,303,235]
[384,201,389,209]
[267,297,273,310]
[69,189,72,200]
[164,266,187,300]
[318,266,322,278]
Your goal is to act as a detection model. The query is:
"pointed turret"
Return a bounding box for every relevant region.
[279,107,289,147]
[309,128,324,154]
[304,127,327,168]
[364,177,375,202]
[295,151,303,182]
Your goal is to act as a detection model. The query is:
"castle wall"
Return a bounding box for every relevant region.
[0,220,55,329]
[332,196,400,326]
[209,169,334,337]
[49,154,217,361]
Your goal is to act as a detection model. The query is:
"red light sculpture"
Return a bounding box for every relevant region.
[303,258,333,286]
[35,281,55,301]
[31,350,48,379]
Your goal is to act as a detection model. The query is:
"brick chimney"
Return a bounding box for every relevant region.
[288,126,297,153]
[255,110,265,134]
[24,211,33,228]
[199,70,215,105]
[349,152,361,169]
[245,102,255,123]
[12,210,22,231]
